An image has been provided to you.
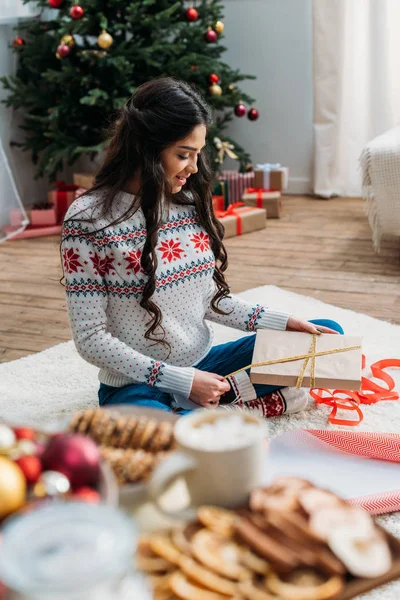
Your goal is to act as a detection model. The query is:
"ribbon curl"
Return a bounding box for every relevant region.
[214,137,238,163]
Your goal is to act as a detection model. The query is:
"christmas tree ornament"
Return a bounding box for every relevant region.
[12,37,25,48]
[228,84,236,92]
[60,34,75,47]
[0,424,16,453]
[248,108,260,121]
[57,44,71,58]
[48,0,63,6]
[41,433,100,489]
[15,455,42,485]
[72,486,100,503]
[185,7,199,22]
[214,137,238,163]
[209,83,222,96]
[97,29,113,49]
[0,456,27,518]
[214,20,224,34]
[13,427,36,441]
[56,52,61,60]
[8,439,37,460]
[205,29,217,43]
[33,470,70,498]
[208,73,219,84]
[70,5,85,19]
[234,103,247,117]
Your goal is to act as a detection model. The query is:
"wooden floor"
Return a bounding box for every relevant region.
[1,196,399,363]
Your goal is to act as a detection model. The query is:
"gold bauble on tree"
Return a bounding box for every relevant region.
[61,34,75,47]
[215,20,224,34]
[209,83,222,96]
[97,29,113,49]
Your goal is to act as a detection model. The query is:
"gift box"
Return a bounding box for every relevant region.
[215,203,267,239]
[212,180,229,206]
[30,202,57,227]
[48,181,79,223]
[218,170,255,204]
[250,330,362,390]
[212,195,225,212]
[73,172,95,189]
[242,188,282,218]
[253,163,289,191]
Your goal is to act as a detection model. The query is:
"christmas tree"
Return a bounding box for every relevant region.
[1,0,259,180]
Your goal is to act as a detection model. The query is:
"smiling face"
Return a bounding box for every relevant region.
[161,124,207,194]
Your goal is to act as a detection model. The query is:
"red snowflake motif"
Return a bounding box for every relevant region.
[124,249,142,274]
[63,248,82,274]
[157,238,185,262]
[190,231,210,252]
[89,252,115,277]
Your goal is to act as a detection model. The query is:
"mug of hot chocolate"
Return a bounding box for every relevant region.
[148,410,268,519]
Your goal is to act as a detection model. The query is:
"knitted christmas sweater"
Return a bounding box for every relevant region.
[61,191,290,401]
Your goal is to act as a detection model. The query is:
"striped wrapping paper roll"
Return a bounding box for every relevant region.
[218,170,255,204]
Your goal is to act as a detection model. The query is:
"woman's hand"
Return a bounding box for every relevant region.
[286,316,339,334]
[190,369,231,409]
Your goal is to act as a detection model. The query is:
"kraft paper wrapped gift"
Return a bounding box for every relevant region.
[216,204,267,239]
[73,172,95,189]
[242,188,282,218]
[253,163,289,191]
[250,330,362,390]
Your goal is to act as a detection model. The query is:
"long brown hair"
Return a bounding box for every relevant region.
[64,77,230,351]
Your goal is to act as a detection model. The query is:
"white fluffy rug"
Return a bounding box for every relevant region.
[1,285,400,598]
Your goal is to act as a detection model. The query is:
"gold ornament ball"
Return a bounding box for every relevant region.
[97,30,113,49]
[210,83,223,96]
[0,456,27,518]
[215,20,224,34]
[61,34,75,47]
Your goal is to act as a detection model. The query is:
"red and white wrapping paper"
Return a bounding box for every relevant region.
[218,170,255,204]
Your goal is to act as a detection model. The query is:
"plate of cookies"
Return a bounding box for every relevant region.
[138,476,400,600]
[68,406,177,501]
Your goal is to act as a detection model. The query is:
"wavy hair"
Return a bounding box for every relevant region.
[65,77,230,352]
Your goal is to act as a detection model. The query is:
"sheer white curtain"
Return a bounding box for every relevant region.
[313,0,400,197]
[0,1,37,241]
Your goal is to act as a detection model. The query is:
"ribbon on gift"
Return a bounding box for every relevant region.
[245,187,273,208]
[310,356,400,426]
[255,163,288,190]
[51,181,79,222]
[214,202,255,235]
[214,137,238,164]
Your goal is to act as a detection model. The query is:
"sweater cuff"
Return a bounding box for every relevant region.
[157,364,195,398]
[256,309,291,331]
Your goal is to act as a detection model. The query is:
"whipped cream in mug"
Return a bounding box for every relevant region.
[187,414,264,451]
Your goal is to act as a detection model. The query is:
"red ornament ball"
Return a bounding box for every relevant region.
[41,433,100,489]
[185,7,199,22]
[205,30,217,43]
[12,37,25,48]
[57,44,71,58]
[234,104,247,117]
[72,486,100,504]
[70,5,85,19]
[14,427,36,441]
[15,455,42,485]
[48,0,63,7]
[248,108,260,121]
[208,73,219,84]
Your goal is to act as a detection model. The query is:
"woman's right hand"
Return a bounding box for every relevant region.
[190,369,231,409]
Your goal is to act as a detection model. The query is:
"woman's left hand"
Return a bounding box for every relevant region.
[286,316,339,335]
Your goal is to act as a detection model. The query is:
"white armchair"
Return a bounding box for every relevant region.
[360,127,400,253]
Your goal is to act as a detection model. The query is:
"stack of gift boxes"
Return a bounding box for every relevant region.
[212,164,289,239]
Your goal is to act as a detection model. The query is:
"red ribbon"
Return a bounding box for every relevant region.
[55,181,79,192]
[246,188,269,208]
[310,355,400,427]
[215,202,252,235]
[52,181,79,222]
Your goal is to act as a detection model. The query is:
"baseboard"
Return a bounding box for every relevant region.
[286,177,312,195]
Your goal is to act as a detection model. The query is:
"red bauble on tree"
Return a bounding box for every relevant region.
[185,7,199,22]
[12,37,25,48]
[41,433,100,489]
[205,29,217,43]
[57,44,71,58]
[208,73,219,84]
[48,0,63,7]
[248,108,260,121]
[70,5,85,19]
[234,103,247,117]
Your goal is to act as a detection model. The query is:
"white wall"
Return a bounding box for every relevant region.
[222,0,314,193]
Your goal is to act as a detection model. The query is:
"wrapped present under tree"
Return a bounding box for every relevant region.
[215,203,266,239]
[242,188,282,218]
[254,163,289,191]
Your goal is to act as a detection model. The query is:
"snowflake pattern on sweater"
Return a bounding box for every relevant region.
[61,191,290,399]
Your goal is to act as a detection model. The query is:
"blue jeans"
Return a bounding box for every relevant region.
[98,319,344,413]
